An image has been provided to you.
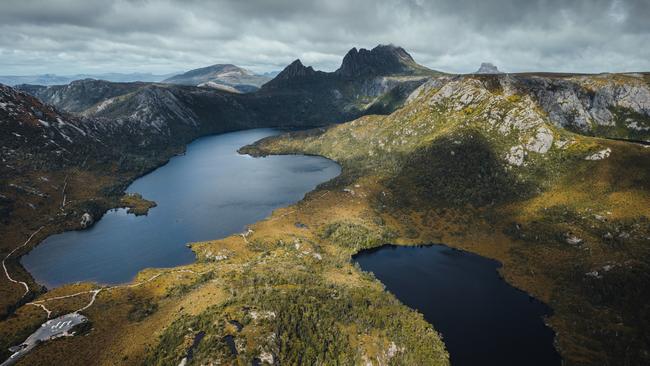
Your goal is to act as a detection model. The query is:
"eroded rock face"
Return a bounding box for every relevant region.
[505,145,526,166]
[513,75,650,140]
[80,213,93,228]
[525,127,554,154]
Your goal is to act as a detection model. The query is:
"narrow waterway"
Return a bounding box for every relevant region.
[354,244,561,366]
[22,128,341,287]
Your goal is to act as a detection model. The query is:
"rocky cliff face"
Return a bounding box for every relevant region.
[512,73,650,141]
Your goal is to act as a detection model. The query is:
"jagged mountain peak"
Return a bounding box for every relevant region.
[336,44,428,78]
[262,59,319,88]
[283,59,314,73]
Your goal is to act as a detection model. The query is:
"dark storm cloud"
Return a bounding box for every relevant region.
[0,0,648,75]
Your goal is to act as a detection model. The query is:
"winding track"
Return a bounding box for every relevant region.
[2,226,44,298]
[26,268,211,318]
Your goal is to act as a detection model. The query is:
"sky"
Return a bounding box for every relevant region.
[1,0,649,75]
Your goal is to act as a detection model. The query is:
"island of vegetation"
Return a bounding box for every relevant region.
[119,193,157,216]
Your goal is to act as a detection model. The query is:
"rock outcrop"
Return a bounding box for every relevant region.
[512,74,650,141]
[80,213,94,228]
[474,63,503,74]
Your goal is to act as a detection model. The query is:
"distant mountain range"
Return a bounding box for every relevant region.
[17,44,439,127]
[2,66,280,93]
[162,64,271,93]
[0,72,176,86]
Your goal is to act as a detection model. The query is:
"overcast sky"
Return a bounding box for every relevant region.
[1,0,649,75]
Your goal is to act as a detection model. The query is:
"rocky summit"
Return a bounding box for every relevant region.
[335,44,431,78]
[475,62,503,74]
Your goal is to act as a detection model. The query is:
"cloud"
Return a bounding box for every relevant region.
[0,0,648,75]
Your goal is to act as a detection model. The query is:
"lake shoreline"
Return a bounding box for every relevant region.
[21,128,341,288]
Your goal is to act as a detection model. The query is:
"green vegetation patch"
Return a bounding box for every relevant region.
[384,132,535,209]
[321,221,396,251]
[145,283,449,366]
[120,193,157,216]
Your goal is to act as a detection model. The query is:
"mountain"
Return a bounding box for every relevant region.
[0,73,174,86]
[162,64,270,93]
[263,44,437,89]
[255,45,440,118]
[336,44,432,78]
[241,73,650,366]
[260,59,325,88]
[20,46,440,127]
[0,84,105,170]
[474,62,503,74]
[16,80,149,114]
[15,50,650,147]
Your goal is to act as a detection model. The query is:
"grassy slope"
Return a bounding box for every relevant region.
[2,180,450,365]
[241,76,650,365]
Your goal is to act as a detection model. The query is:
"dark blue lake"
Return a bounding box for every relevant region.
[354,244,561,366]
[22,128,340,288]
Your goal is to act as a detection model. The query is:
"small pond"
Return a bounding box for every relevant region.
[354,244,561,366]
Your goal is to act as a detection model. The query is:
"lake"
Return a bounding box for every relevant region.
[354,244,561,366]
[22,128,341,288]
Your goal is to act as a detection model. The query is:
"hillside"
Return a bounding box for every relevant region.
[162,64,270,93]
[241,74,650,365]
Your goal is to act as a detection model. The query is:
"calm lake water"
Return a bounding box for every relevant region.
[22,128,340,288]
[354,244,561,366]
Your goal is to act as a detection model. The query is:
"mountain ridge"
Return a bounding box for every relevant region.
[0,72,175,86]
[162,64,270,93]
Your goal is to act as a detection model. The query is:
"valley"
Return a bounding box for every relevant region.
[1,45,649,365]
